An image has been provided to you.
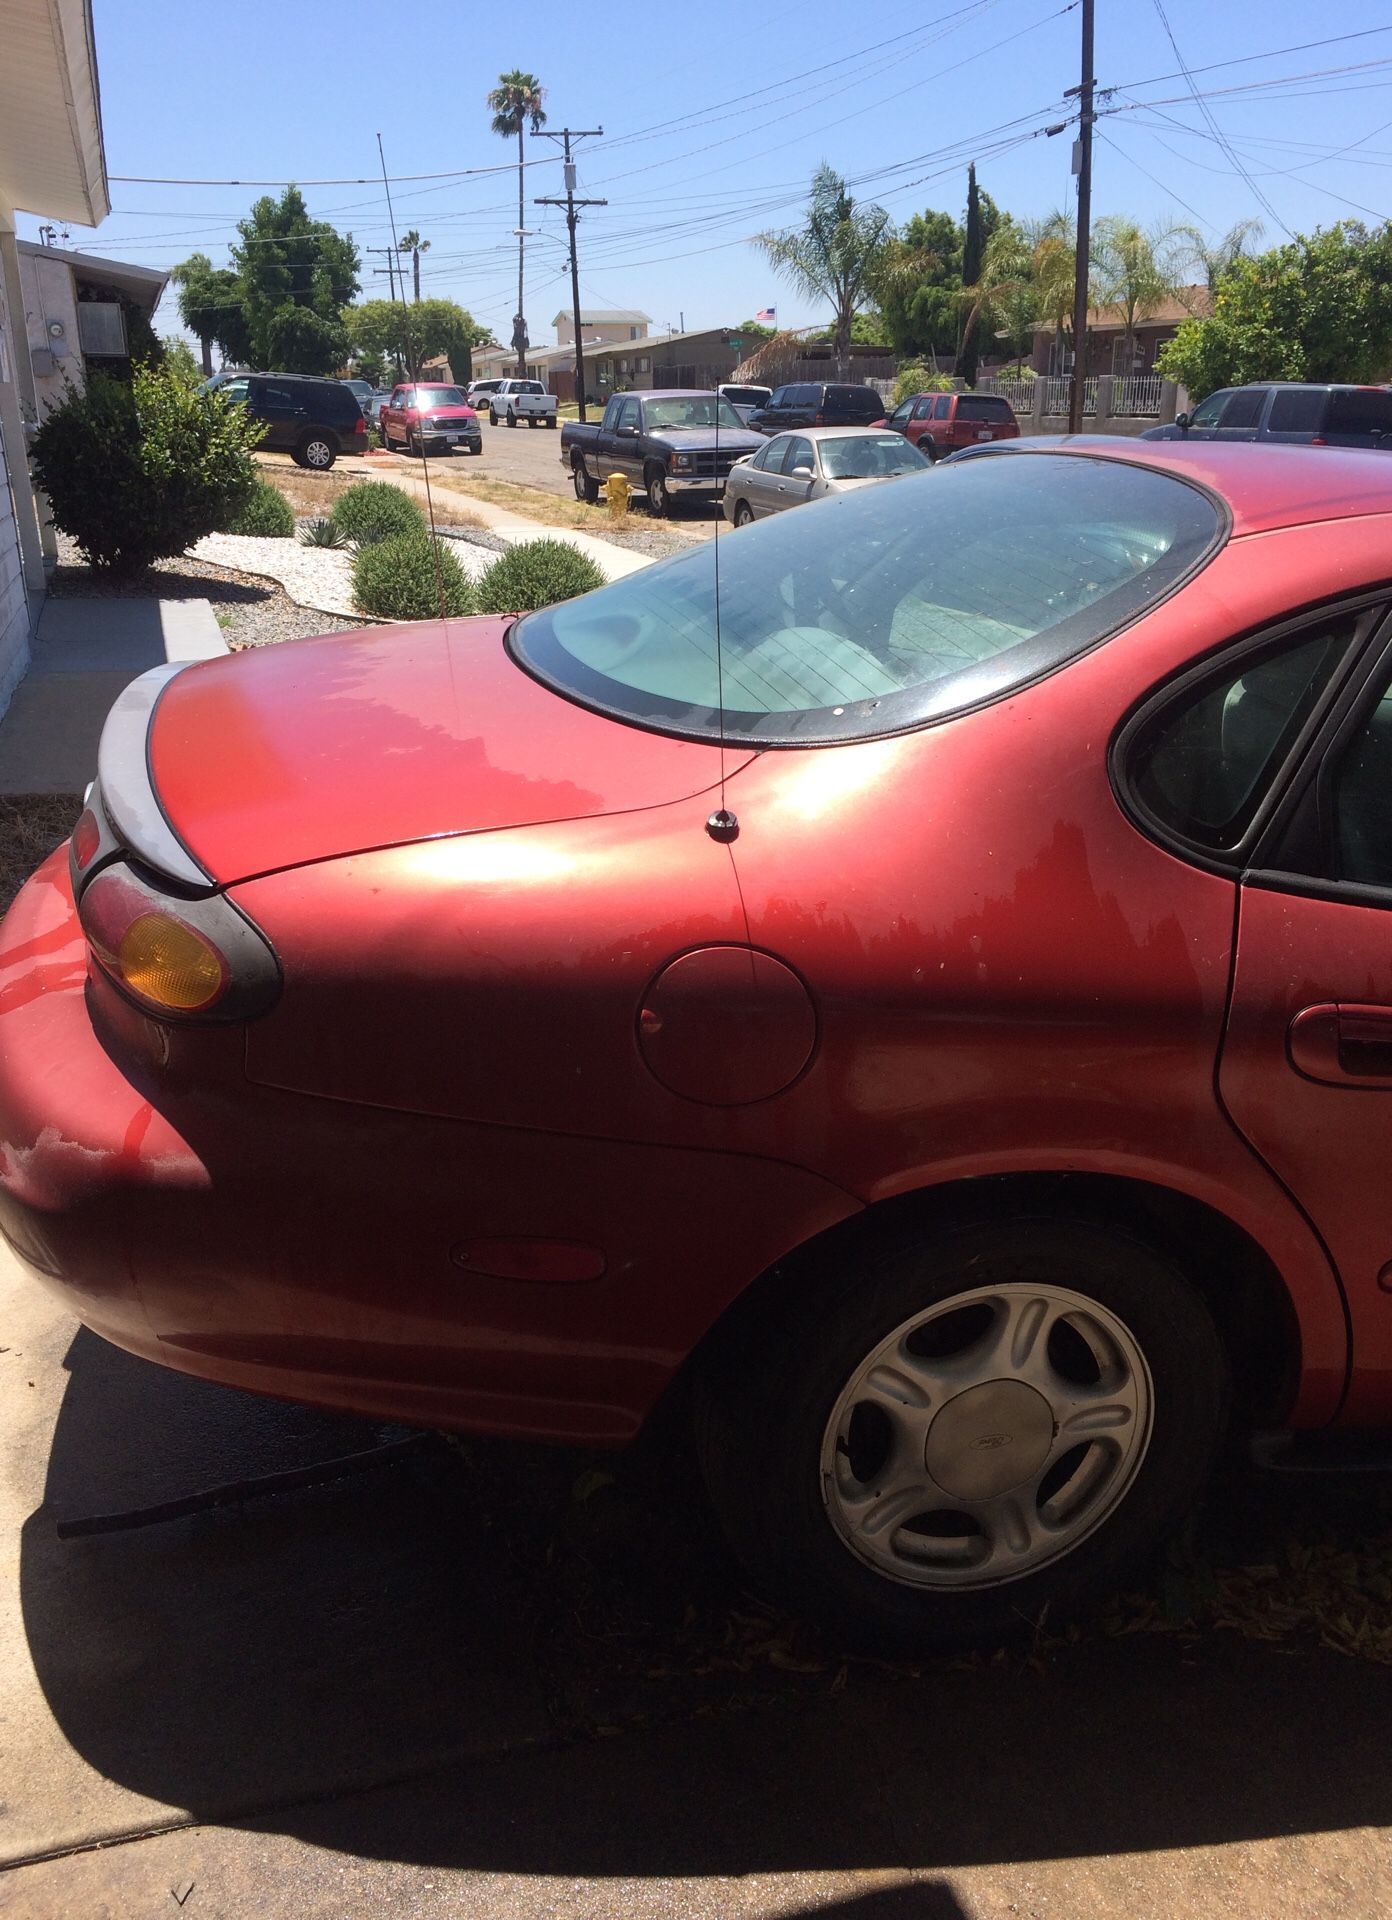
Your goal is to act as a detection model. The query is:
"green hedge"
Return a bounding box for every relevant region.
[329,480,425,548]
[226,477,295,538]
[474,539,606,614]
[351,532,473,620]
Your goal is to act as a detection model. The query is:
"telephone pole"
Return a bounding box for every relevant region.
[534,126,606,423]
[1066,0,1096,434]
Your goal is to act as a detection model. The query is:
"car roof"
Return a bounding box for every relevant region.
[956,437,1392,537]
[772,425,902,441]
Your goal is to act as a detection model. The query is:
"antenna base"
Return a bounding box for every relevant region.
[705,809,739,843]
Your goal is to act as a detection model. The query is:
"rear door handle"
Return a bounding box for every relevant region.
[1288,1003,1392,1085]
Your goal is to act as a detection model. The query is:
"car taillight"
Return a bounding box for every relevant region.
[353,414,366,435]
[1311,436,1328,446]
[78,864,279,1021]
[813,411,825,426]
[72,808,101,872]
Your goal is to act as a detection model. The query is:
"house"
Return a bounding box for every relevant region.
[553,308,650,348]
[17,240,167,416]
[0,0,110,721]
[470,340,577,385]
[1030,286,1212,376]
[582,326,744,396]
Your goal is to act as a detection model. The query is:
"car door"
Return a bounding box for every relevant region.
[767,435,815,514]
[611,396,643,480]
[886,399,915,440]
[1126,599,1392,1420]
[254,378,305,453]
[908,396,935,449]
[1178,389,1234,441]
[382,386,407,447]
[738,436,784,516]
[1210,388,1269,443]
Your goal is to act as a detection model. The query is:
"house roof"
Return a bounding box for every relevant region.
[18,238,167,308]
[0,0,108,224]
[1034,286,1212,335]
[553,309,651,326]
[583,326,735,360]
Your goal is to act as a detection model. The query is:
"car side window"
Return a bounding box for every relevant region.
[781,436,815,475]
[747,441,774,470]
[219,379,250,407]
[615,397,640,431]
[1187,391,1228,428]
[890,400,913,425]
[1330,663,1392,888]
[934,395,952,420]
[1267,390,1325,433]
[911,398,934,420]
[1126,618,1356,854]
[1217,390,1266,430]
[260,383,297,410]
[390,388,406,408]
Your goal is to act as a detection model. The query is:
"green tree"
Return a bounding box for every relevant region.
[345,298,491,380]
[397,227,430,302]
[959,217,1035,371]
[487,70,547,374]
[170,252,245,376]
[1093,216,1181,370]
[756,164,892,374]
[1027,212,1078,372]
[160,336,202,384]
[1173,217,1264,296]
[1159,222,1392,399]
[954,165,985,384]
[230,186,360,374]
[874,209,961,363]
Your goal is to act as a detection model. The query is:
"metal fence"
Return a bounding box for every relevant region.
[978,377,1037,413]
[979,372,1168,419]
[1111,373,1165,416]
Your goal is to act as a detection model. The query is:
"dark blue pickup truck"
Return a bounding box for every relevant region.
[560,389,764,517]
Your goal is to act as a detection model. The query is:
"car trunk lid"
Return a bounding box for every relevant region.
[146,618,752,885]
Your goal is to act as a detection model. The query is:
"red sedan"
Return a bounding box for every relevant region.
[4,440,1391,1649]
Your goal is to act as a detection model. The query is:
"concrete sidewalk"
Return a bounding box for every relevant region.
[0,595,225,795]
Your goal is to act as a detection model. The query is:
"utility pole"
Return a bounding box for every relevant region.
[1066,0,1095,435]
[367,246,406,379]
[534,126,606,422]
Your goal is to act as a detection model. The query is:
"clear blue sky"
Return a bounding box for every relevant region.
[19,0,1392,352]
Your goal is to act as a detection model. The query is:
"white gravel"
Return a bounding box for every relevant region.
[189,532,499,619]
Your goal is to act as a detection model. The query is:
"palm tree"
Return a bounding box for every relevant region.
[487,70,547,375]
[1026,212,1078,374]
[396,229,430,303]
[755,165,891,376]
[958,220,1034,375]
[1093,217,1182,371]
[1173,218,1265,300]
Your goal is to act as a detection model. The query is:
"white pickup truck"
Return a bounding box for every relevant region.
[482,379,558,429]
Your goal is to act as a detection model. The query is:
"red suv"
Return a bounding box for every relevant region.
[888,389,1020,459]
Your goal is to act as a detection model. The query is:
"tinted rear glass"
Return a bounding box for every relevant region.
[511,453,1223,746]
[956,396,1014,421]
[828,386,881,409]
[1327,389,1392,436]
[1266,390,1326,433]
[1220,391,1266,429]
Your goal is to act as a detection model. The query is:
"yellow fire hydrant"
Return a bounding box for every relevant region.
[607,471,631,523]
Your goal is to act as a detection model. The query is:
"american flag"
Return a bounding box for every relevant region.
[755,307,776,324]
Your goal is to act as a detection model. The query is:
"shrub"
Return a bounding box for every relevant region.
[329,479,425,549]
[299,516,352,548]
[351,532,473,620]
[30,364,264,576]
[892,364,958,406]
[474,539,606,614]
[225,477,294,538]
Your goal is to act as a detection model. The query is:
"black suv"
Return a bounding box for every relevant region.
[212,372,367,469]
[749,381,887,435]
[1144,382,1392,448]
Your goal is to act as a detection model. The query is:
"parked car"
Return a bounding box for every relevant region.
[747,382,887,435]
[340,378,375,414]
[379,383,482,457]
[717,382,773,425]
[562,389,764,516]
[724,426,930,523]
[365,391,392,428]
[465,379,503,417]
[486,379,559,428]
[1143,382,1392,446]
[16,440,1392,1650]
[886,390,1020,458]
[213,372,366,470]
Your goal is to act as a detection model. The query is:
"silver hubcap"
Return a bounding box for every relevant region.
[307,442,330,467]
[820,1283,1152,1590]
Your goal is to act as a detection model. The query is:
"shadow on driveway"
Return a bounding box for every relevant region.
[19,1325,1392,1881]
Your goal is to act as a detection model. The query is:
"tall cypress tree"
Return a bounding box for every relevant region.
[955,163,983,387]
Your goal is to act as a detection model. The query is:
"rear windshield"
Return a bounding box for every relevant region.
[511,453,1224,745]
[956,396,1014,420]
[820,433,929,479]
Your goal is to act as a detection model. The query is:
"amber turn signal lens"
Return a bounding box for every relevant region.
[117,912,228,1012]
[72,809,101,871]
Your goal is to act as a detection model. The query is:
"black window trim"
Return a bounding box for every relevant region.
[1110,588,1392,880]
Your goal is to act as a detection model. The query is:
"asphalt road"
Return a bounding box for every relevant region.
[8,1241,1392,1917]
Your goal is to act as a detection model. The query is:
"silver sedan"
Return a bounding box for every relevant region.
[723,426,931,525]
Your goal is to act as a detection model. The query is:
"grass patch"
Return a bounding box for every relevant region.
[0,794,81,915]
[432,470,611,531]
[254,456,485,530]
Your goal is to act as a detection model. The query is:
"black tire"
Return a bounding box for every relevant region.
[733,500,754,527]
[409,430,423,458]
[507,409,518,428]
[527,415,538,428]
[646,465,672,517]
[546,414,557,429]
[295,432,337,471]
[695,1215,1227,1654]
[573,463,600,505]
[920,438,938,462]
[489,410,499,427]
[469,441,483,456]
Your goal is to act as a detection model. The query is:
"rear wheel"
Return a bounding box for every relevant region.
[573,463,599,504]
[696,1216,1226,1652]
[507,409,518,428]
[733,500,754,527]
[489,410,499,426]
[546,414,557,429]
[295,432,336,471]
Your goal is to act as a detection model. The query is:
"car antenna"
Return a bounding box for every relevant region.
[706,385,738,844]
[378,133,451,623]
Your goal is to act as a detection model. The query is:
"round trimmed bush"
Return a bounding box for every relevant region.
[225,477,295,538]
[330,480,426,549]
[351,532,473,620]
[474,539,606,614]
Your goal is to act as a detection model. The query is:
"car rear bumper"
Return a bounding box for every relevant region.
[0,853,858,1445]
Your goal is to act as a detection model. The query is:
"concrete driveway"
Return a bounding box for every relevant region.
[7,1237,1392,1916]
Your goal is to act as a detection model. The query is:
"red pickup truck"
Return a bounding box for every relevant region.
[380,383,483,458]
